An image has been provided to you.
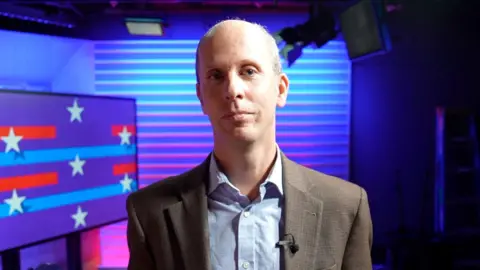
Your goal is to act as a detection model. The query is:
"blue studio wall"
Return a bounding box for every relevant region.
[93,13,352,266]
[0,29,94,94]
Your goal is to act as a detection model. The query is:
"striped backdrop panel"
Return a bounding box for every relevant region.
[94,39,351,267]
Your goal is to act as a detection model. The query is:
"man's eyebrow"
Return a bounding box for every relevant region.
[239,59,259,65]
[204,65,219,71]
[203,67,222,75]
[205,59,261,69]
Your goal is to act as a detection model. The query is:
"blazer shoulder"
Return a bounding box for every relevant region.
[127,162,206,210]
[297,164,367,208]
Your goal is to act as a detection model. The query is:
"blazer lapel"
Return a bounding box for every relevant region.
[167,158,211,270]
[281,153,324,270]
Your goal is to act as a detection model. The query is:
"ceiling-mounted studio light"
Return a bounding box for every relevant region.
[0,2,75,28]
[272,1,337,67]
[125,17,167,36]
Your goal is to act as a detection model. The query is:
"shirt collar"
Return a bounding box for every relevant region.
[208,144,284,196]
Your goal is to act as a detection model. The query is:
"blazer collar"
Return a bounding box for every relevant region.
[207,144,284,196]
[165,151,325,270]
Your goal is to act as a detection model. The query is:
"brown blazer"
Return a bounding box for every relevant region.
[126,153,373,270]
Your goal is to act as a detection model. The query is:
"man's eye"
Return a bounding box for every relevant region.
[208,72,223,80]
[244,69,256,76]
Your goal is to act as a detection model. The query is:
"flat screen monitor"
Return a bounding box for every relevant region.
[0,90,138,252]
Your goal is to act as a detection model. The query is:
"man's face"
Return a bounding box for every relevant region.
[196,22,289,143]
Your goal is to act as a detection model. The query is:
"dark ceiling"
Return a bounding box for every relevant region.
[5,0,353,17]
[0,0,355,39]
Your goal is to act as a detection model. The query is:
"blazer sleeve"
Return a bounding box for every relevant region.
[126,196,156,270]
[342,187,373,270]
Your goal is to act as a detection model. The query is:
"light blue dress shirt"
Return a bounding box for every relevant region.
[207,147,284,270]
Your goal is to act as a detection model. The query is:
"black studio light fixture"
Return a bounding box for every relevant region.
[0,2,75,28]
[272,1,337,67]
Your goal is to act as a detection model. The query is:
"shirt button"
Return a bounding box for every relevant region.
[242,262,250,269]
[243,211,251,218]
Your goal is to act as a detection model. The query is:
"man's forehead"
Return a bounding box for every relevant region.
[210,19,263,34]
[198,24,269,62]
[199,43,268,70]
[202,22,265,46]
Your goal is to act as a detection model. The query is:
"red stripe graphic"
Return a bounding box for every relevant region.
[0,126,56,139]
[0,172,58,192]
[113,163,137,176]
[111,125,136,136]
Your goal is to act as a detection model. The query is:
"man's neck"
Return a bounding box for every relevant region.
[213,136,277,199]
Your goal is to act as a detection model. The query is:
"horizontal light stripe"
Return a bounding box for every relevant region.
[0,144,136,167]
[95,69,349,75]
[137,102,348,106]
[95,59,349,64]
[137,142,346,148]
[94,48,345,54]
[0,183,133,219]
[136,111,347,117]
[135,132,346,138]
[95,90,348,96]
[94,40,201,45]
[135,101,346,106]
[138,127,348,135]
[136,107,346,113]
[94,39,346,45]
[136,111,348,117]
[135,122,343,128]
[137,152,347,159]
[95,80,348,85]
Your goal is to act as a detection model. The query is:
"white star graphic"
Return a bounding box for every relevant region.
[67,98,84,123]
[69,154,86,176]
[71,205,88,229]
[118,126,132,145]
[1,127,22,153]
[4,189,26,216]
[120,173,133,192]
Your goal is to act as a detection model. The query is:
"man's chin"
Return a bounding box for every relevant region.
[225,126,258,142]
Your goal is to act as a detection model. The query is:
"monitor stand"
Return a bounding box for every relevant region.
[1,249,20,270]
[1,233,82,270]
[66,233,82,270]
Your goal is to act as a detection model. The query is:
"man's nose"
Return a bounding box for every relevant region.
[223,74,245,101]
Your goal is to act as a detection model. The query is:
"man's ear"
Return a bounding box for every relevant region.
[196,83,206,114]
[276,73,289,108]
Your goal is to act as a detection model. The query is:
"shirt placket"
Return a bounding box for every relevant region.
[237,204,255,270]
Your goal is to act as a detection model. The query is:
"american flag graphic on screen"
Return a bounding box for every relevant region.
[0,91,137,252]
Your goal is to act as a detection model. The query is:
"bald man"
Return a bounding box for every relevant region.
[126,19,373,270]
